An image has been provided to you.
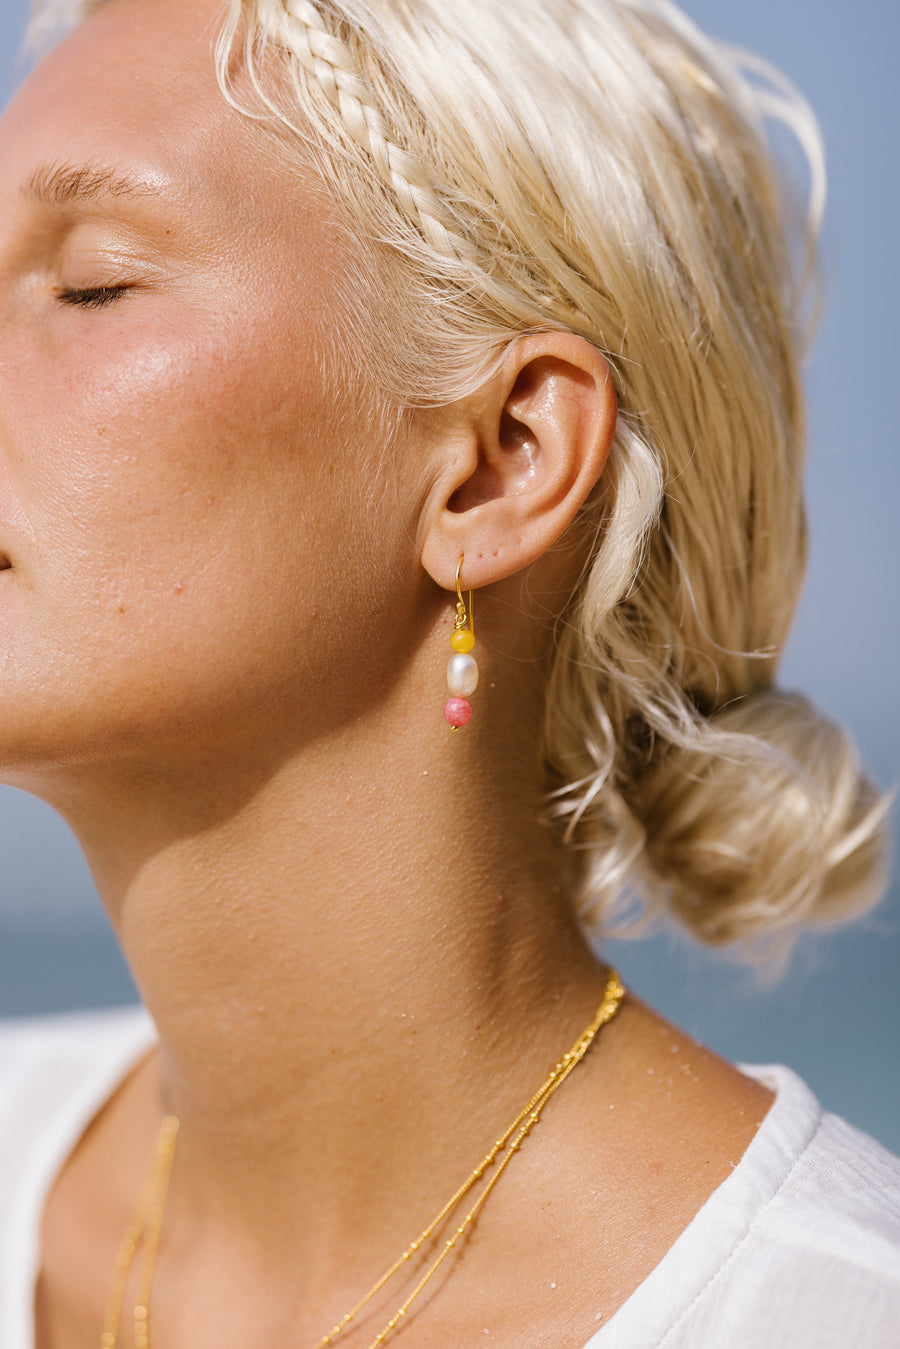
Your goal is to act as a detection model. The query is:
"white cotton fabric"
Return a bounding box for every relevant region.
[0,1007,898,1349]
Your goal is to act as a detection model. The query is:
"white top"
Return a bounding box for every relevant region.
[1,1008,899,1348]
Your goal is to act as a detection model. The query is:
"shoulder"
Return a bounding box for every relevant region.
[740,1063,900,1248]
[680,1065,900,1346]
[0,1004,155,1139]
[0,1007,156,1346]
[588,1063,900,1349]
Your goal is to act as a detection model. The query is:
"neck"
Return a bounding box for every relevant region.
[35,693,608,1284]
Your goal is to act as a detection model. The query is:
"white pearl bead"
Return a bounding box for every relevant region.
[447,652,478,696]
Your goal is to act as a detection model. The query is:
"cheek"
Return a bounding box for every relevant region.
[16,286,343,577]
[0,296,389,753]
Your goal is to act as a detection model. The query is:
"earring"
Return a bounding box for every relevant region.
[443,556,478,730]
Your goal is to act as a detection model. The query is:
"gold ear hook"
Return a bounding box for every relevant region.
[454,555,474,639]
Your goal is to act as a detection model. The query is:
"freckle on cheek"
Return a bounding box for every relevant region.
[117,604,126,614]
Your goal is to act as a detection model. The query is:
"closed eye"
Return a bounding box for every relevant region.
[57,285,131,310]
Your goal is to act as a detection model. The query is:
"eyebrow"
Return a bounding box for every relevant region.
[23,161,153,209]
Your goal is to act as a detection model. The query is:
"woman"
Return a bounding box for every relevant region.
[0,0,897,1346]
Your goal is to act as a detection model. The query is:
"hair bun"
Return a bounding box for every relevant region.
[626,690,890,948]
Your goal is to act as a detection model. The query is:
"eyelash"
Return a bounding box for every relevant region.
[56,285,130,310]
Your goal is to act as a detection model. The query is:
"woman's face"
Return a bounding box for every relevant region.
[0,0,412,775]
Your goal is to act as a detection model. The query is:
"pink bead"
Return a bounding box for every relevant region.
[443,696,473,728]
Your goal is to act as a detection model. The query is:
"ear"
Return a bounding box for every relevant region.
[419,332,617,592]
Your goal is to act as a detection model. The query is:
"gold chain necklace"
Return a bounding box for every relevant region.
[100,969,625,1349]
[100,1114,179,1349]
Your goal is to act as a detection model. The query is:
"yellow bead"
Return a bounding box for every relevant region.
[450,628,474,653]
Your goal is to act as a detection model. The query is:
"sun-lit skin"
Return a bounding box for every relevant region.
[0,2,774,1346]
[0,3,416,775]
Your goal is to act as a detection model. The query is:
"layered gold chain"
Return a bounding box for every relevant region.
[101,969,625,1349]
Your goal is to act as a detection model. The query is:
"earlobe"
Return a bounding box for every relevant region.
[421,332,617,592]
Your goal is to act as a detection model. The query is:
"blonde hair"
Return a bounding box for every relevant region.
[31,0,890,949]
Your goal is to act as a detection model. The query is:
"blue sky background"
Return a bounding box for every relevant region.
[0,0,897,1150]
